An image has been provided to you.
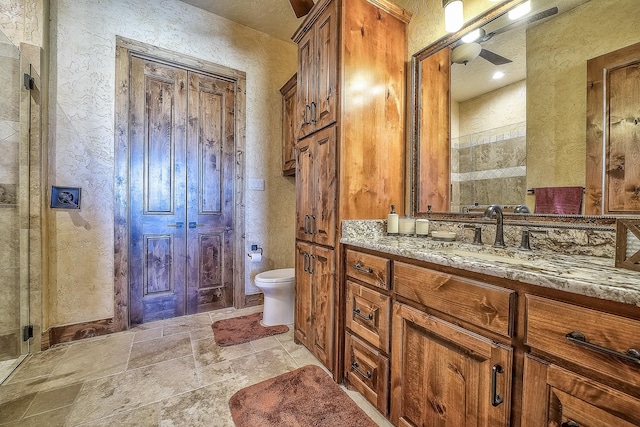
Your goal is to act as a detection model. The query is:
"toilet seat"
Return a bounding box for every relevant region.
[255,268,295,284]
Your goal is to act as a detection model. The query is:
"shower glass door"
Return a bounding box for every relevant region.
[0,29,30,381]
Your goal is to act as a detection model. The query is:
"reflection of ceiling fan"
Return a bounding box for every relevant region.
[451,6,559,65]
[288,0,314,18]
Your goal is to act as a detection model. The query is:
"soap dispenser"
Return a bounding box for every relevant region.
[387,205,399,235]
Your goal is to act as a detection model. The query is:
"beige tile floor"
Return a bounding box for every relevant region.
[0,306,392,426]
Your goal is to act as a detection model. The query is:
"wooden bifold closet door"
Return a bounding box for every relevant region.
[128,56,235,324]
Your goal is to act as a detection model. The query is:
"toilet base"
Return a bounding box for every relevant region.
[262,292,294,326]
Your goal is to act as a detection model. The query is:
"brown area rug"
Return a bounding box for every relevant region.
[211,312,288,347]
[229,365,378,427]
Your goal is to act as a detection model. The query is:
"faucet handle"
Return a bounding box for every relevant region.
[519,228,548,251]
[519,229,531,251]
[463,224,483,245]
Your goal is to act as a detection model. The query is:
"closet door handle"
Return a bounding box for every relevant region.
[303,253,309,273]
[167,222,184,228]
[188,222,204,229]
[566,331,640,364]
[491,364,504,407]
[310,215,316,234]
[303,215,309,234]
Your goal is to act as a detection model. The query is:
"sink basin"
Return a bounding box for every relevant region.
[439,247,542,267]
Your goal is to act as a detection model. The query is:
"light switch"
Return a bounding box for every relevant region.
[248,178,265,191]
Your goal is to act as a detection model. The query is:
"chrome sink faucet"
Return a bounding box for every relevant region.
[483,204,505,248]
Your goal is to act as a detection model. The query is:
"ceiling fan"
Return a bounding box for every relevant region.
[288,0,315,18]
[451,6,559,65]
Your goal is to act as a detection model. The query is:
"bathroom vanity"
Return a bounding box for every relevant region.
[340,220,640,426]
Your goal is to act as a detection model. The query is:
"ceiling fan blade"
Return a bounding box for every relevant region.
[479,49,513,65]
[288,0,315,18]
[490,6,559,37]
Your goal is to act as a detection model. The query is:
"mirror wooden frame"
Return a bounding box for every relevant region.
[408,0,634,227]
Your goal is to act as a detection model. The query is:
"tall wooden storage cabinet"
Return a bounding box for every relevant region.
[292,0,410,379]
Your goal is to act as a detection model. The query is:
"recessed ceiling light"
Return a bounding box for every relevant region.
[493,71,505,80]
[508,1,531,20]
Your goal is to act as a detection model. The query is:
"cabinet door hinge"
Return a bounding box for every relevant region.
[23,73,34,90]
[23,325,34,341]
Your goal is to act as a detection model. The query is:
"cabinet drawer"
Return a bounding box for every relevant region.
[346,280,391,353]
[345,249,391,290]
[345,332,390,415]
[526,295,640,389]
[394,262,514,337]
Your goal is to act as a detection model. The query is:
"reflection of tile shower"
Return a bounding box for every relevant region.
[451,121,526,211]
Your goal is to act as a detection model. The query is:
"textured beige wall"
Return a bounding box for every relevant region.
[0,0,42,69]
[526,0,640,190]
[49,0,297,325]
[459,80,526,135]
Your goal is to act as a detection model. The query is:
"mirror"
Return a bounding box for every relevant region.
[411,0,640,216]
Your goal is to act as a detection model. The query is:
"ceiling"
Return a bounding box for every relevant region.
[178,0,310,41]
[177,0,588,101]
[452,0,590,102]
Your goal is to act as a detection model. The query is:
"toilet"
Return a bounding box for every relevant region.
[254,268,295,326]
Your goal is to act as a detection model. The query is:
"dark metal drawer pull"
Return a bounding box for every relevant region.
[566,331,640,365]
[351,362,372,379]
[491,364,504,407]
[353,308,373,321]
[561,421,580,427]
[353,262,373,274]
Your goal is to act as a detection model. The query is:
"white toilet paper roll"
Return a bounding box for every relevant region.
[249,252,262,262]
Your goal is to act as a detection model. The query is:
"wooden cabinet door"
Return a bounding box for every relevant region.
[416,47,450,214]
[586,41,640,214]
[391,302,513,427]
[311,126,336,247]
[280,74,297,176]
[297,29,314,139]
[294,241,313,347]
[313,0,338,132]
[296,138,313,242]
[311,244,335,372]
[522,355,640,427]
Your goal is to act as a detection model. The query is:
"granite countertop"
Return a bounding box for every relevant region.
[341,234,640,307]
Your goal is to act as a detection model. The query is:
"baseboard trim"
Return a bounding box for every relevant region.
[245,293,264,307]
[42,318,114,350]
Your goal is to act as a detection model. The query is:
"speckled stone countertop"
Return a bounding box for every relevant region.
[341,220,640,307]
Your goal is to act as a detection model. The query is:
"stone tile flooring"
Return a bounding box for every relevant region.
[0,306,392,426]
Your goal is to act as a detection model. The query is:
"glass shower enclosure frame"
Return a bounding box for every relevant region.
[0,29,33,382]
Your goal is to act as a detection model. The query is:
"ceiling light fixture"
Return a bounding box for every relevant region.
[493,71,505,79]
[443,0,464,33]
[508,1,531,20]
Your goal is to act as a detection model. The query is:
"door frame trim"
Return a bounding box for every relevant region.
[113,37,247,331]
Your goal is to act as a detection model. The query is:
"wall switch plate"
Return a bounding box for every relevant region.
[248,178,265,191]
